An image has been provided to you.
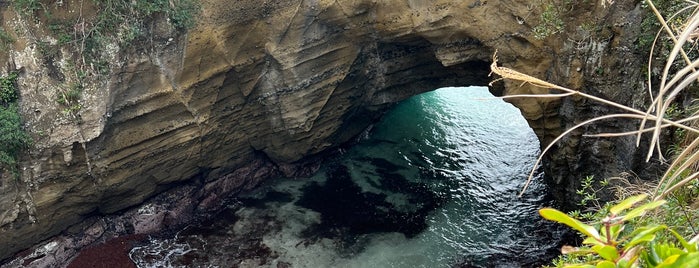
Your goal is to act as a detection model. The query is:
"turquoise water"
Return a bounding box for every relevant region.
[129,87,561,267]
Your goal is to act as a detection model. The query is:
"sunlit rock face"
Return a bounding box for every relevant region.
[0,0,648,260]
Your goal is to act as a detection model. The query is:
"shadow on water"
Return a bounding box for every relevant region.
[296,162,447,241]
[238,190,295,209]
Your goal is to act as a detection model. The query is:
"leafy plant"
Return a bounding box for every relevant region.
[0,103,32,171]
[0,71,31,176]
[0,72,19,105]
[12,0,42,15]
[541,194,698,267]
[168,0,201,30]
[578,176,609,208]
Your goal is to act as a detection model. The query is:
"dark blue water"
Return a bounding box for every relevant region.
[129,87,561,267]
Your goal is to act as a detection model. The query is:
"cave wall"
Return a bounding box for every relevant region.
[0,0,650,261]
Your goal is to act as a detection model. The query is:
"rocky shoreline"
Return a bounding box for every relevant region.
[1,157,296,267]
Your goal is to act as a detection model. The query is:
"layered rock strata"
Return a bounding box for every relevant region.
[0,0,649,261]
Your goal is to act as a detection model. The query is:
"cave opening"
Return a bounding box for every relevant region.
[127,86,564,267]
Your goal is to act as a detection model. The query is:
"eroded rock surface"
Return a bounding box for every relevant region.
[0,0,650,261]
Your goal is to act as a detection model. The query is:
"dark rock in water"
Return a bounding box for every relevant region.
[264,190,295,203]
[365,157,406,173]
[237,190,295,208]
[178,208,240,238]
[358,138,400,147]
[296,164,445,242]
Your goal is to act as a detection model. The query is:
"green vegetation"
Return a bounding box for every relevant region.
[57,79,84,120]
[533,3,565,40]
[637,0,699,83]
[11,0,200,118]
[0,0,201,172]
[542,172,699,267]
[88,0,201,42]
[543,194,698,267]
[12,0,42,15]
[570,176,609,217]
[0,28,15,49]
[0,72,31,176]
[0,72,19,104]
[70,0,200,74]
[637,0,687,52]
[492,0,699,266]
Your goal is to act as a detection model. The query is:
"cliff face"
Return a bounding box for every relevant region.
[0,0,648,260]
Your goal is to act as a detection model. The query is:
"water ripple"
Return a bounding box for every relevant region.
[129,87,561,268]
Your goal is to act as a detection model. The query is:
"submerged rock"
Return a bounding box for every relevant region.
[296,164,445,239]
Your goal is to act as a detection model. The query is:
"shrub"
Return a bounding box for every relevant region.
[0,72,18,105]
[0,71,31,176]
[0,103,31,172]
[13,0,42,15]
[168,0,201,30]
[533,4,565,40]
[542,195,698,267]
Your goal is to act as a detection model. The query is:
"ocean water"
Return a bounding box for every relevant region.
[129,87,562,267]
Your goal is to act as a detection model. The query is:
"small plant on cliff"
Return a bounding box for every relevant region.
[578,176,609,208]
[0,104,32,173]
[0,72,31,176]
[532,3,565,40]
[10,0,201,124]
[0,71,19,104]
[73,0,201,75]
[56,81,84,121]
[0,28,15,49]
[166,0,201,30]
[12,0,42,16]
[11,0,201,84]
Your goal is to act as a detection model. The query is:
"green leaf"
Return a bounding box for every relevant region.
[621,200,666,222]
[592,245,619,261]
[624,225,666,250]
[645,243,662,266]
[657,254,680,267]
[616,258,632,268]
[584,236,606,246]
[610,194,648,215]
[564,265,596,268]
[667,229,696,252]
[656,252,699,268]
[627,234,656,250]
[540,208,601,241]
[655,243,687,259]
[595,260,616,268]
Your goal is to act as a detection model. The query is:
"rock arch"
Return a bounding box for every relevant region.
[1,0,649,261]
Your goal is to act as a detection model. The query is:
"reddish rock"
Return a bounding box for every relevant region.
[67,235,145,268]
